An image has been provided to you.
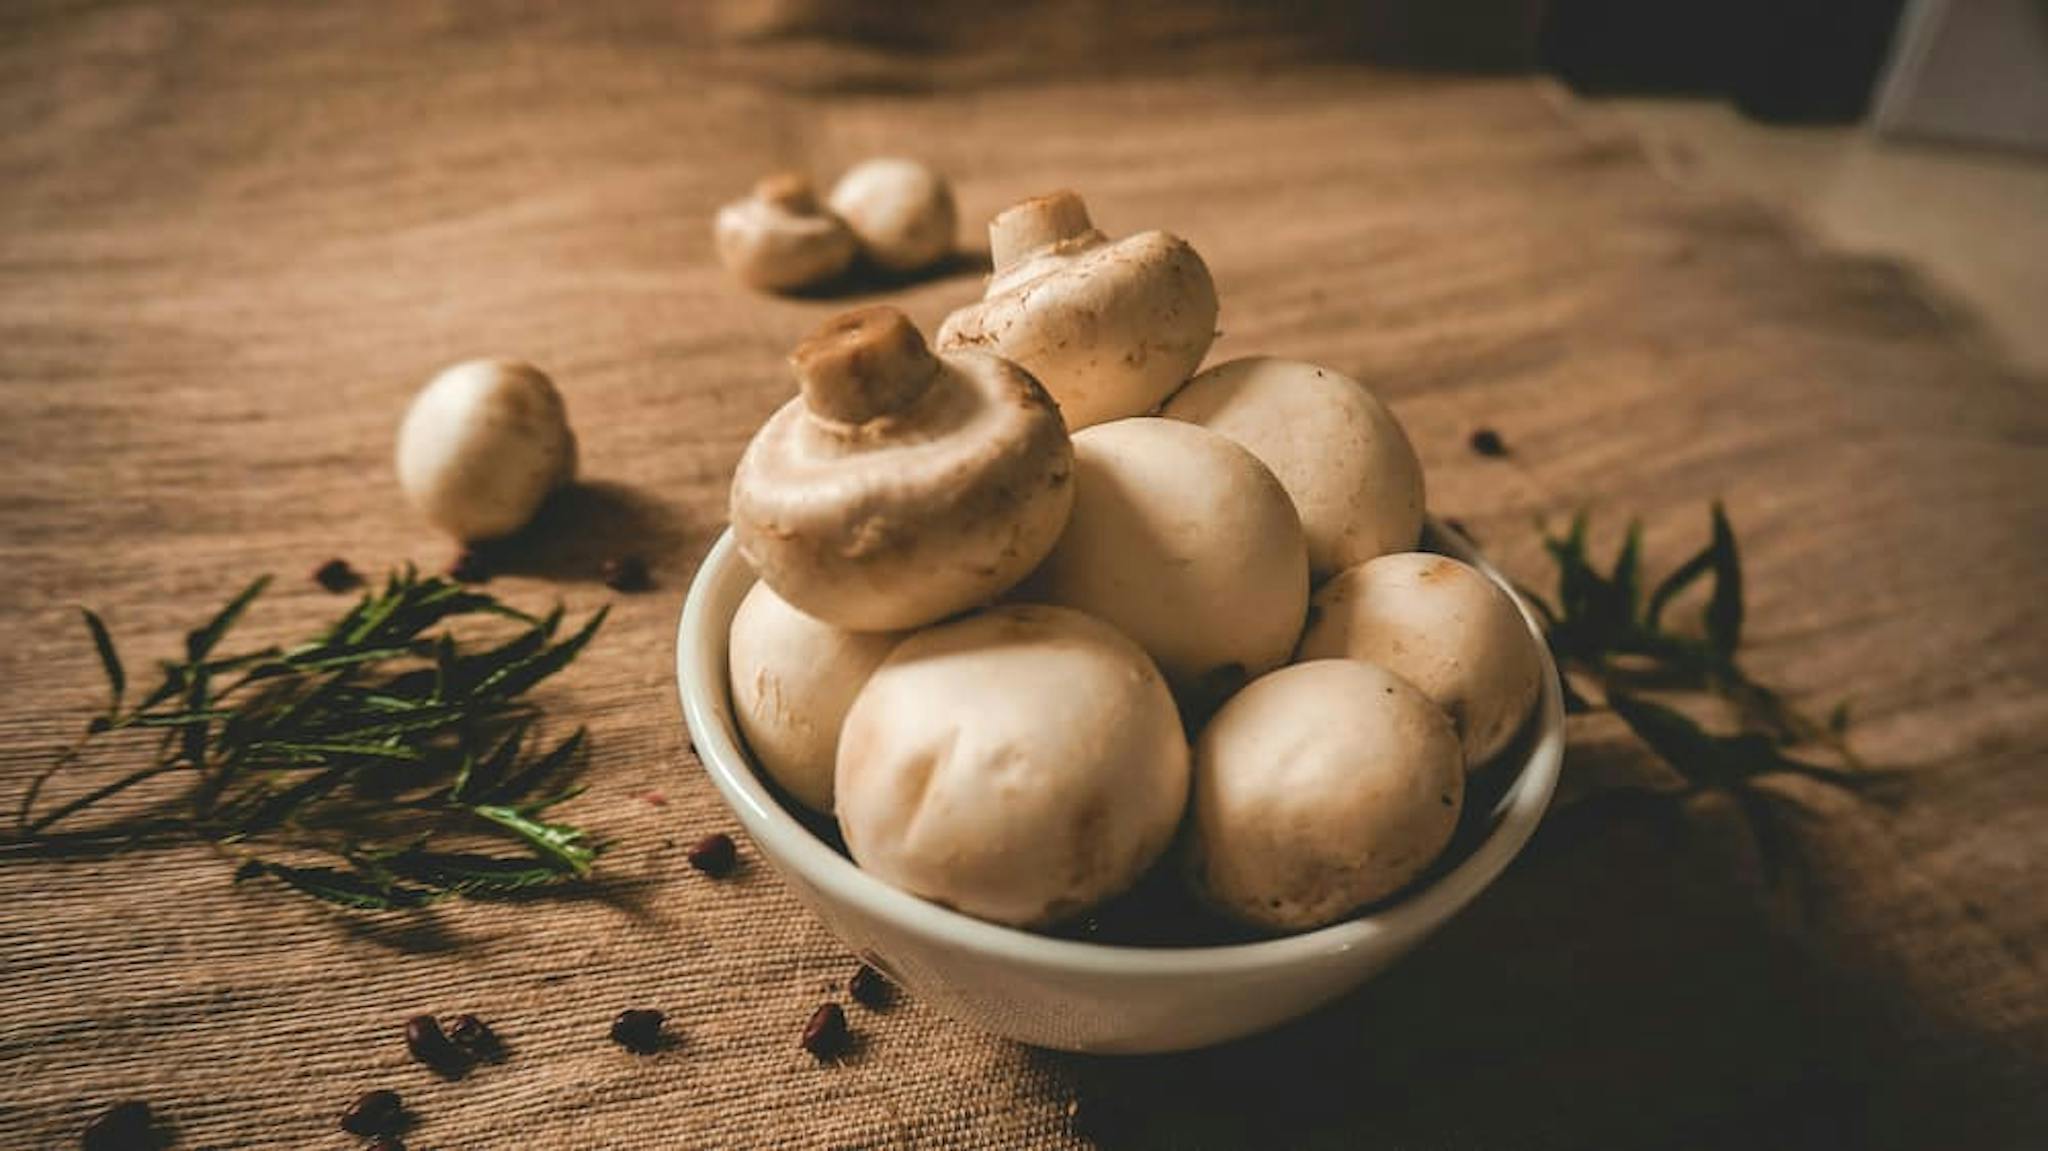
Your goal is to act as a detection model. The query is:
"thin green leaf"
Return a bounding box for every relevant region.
[1644,542,1716,634]
[452,718,534,803]
[1611,520,1644,621]
[469,607,607,701]
[119,708,236,729]
[484,728,587,805]
[226,765,354,835]
[471,804,598,874]
[242,740,425,764]
[1705,501,1744,659]
[236,859,435,910]
[80,609,125,713]
[185,576,271,663]
[376,849,574,896]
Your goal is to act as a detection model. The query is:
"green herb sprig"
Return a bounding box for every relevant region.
[12,568,608,911]
[1516,503,1891,879]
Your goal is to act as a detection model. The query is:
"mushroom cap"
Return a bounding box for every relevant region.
[1297,552,1543,768]
[836,603,1190,927]
[394,358,577,542]
[827,157,957,273]
[936,191,1218,430]
[728,580,903,814]
[1028,417,1308,708]
[1162,356,1424,577]
[713,173,858,292]
[1187,659,1464,932]
[730,306,1074,632]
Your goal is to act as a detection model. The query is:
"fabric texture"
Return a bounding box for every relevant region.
[2,4,2043,1148]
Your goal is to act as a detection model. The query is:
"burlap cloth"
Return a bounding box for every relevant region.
[3,4,2044,1148]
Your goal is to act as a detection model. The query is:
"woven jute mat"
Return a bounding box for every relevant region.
[3,5,2044,1148]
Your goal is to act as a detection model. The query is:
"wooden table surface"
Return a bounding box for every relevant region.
[3,5,2044,1148]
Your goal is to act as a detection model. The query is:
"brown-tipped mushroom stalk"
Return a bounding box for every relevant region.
[729,306,1075,632]
[1297,553,1543,770]
[728,580,904,814]
[395,359,577,542]
[828,158,957,274]
[936,190,1218,430]
[1186,659,1464,932]
[1162,357,1425,578]
[714,172,859,292]
[1029,418,1307,708]
[835,604,1190,927]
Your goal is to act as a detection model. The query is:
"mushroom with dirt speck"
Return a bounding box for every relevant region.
[395,359,577,542]
[1186,659,1464,931]
[1296,552,1543,769]
[835,604,1189,927]
[936,190,1218,430]
[1162,356,1425,577]
[714,172,859,292]
[730,306,1074,632]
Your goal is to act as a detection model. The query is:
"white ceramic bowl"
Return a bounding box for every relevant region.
[676,522,1564,1054]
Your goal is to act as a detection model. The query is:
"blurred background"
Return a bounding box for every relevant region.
[705,0,2048,369]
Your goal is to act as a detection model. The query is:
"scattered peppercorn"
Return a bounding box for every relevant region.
[340,1089,403,1137]
[447,1013,501,1060]
[848,964,894,1010]
[1468,428,1508,457]
[403,1014,467,1077]
[367,1139,406,1151]
[801,1002,849,1060]
[601,555,652,593]
[447,548,491,584]
[610,1008,666,1054]
[686,832,738,878]
[80,1100,157,1151]
[313,558,363,593]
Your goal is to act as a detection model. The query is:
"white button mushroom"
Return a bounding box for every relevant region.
[1186,659,1464,932]
[394,358,577,542]
[936,190,1219,430]
[729,306,1074,632]
[727,580,903,814]
[827,157,957,274]
[1297,552,1544,769]
[1162,356,1425,578]
[1029,417,1308,708]
[713,172,859,293]
[835,604,1190,928]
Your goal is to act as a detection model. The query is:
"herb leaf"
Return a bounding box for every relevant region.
[1704,501,1744,660]
[17,569,609,912]
[81,609,125,713]
[1529,502,1878,890]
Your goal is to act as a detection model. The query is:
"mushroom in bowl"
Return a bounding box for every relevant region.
[676,521,1563,1053]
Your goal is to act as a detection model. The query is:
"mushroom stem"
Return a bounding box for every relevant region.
[756,171,820,214]
[790,306,941,426]
[989,190,1099,273]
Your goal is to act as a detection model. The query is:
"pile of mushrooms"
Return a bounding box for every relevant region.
[723,189,1543,938]
[714,159,958,294]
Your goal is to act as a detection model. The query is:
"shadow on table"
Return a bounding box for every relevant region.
[1040,779,2041,1150]
[782,247,990,303]
[467,480,700,590]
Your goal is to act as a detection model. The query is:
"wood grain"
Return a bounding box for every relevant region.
[2,5,2043,1148]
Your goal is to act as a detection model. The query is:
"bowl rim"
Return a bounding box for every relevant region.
[676,520,1564,979]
